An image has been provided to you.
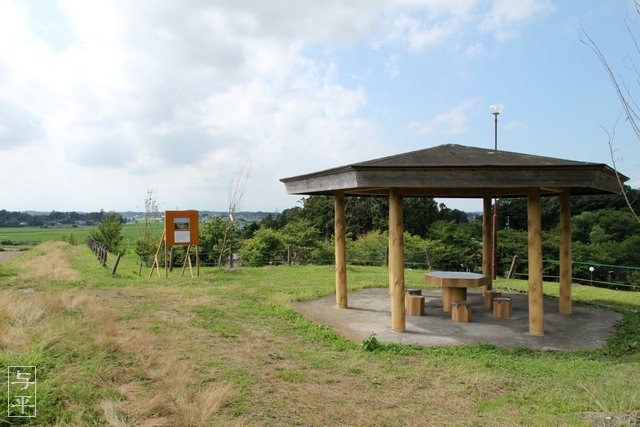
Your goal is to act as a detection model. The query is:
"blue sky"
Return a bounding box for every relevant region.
[0,0,638,213]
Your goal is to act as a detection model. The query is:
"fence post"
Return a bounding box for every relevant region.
[384,246,389,267]
[287,246,292,266]
[112,254,122,274]
[507,255,519,279]
[425,249,432,270]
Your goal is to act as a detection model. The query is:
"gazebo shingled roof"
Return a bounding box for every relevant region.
[280,144,628,337]
[281,144,624,198]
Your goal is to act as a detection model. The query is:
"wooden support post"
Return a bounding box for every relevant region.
[287,245,292,266]
[482,196,493,292]
[335,192,348,309]
[389,189,405,333]
[559,192,572,314]
[492,200,498,280]
[528,188,544,335]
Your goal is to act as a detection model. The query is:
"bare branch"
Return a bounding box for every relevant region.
[602,125,640,222]
[227,157,252,217]
[580,25,640,141]
[218,157,252,267]
[581,15,640,222]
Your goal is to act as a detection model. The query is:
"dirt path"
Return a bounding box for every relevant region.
[0,251,23,264]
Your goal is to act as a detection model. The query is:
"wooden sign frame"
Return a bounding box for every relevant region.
[149,210,200,279]
[165,210,199,246]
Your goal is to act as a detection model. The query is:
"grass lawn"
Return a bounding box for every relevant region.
[0,242,639,426]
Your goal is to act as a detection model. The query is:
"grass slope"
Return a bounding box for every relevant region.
[0,242,638,426]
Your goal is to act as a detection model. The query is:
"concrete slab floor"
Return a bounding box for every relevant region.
[293,288,623,351]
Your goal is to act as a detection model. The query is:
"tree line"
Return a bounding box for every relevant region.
[229,188,640,287]
[26,185,639,287]
[0,209,120,227]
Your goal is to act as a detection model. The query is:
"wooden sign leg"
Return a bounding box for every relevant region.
[149,229,166,279]
[181,244,189,277]
[196,245,200,278]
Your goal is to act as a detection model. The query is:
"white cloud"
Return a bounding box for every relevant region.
[388,14,462,50]
[0,0,567,212]
[480,0,555,41]
[408,98,480,136]
[466,42,486,57]
[384,53,400,78]
[504,120,530,132]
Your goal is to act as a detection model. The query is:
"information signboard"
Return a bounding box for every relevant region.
[164,210,199,246]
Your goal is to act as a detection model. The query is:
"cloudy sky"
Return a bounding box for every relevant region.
[1,0,639,214]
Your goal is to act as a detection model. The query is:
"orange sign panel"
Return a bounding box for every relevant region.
[165,210,199,246]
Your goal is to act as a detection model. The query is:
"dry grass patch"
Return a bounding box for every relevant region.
[9,241,79,282]
[115,287,492,425]
[91,289,241,427]
[1,286,240,426]
[0,288,92,350]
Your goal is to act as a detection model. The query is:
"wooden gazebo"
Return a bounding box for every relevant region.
[280,144,627,336]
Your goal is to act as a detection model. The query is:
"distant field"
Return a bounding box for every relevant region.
[0,222,153,247]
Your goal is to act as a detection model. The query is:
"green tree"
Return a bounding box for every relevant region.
[572,209,640,245]
[426,220,481,271]
[299,196,335,240]
[403,198,441,237]
[403,232,430,268]
[90,212,124,254]
[347,231,387,265]
[238,228,287,266]
[281,219,332,264]
[199,216,239,267]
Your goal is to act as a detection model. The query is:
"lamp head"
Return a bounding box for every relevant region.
[490,103,504,116]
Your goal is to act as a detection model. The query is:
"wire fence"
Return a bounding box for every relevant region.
[511,258,640,292]
[120,242,640,291]
[86,236,122,274]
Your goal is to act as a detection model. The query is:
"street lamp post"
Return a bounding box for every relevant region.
[490,103,503,280]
